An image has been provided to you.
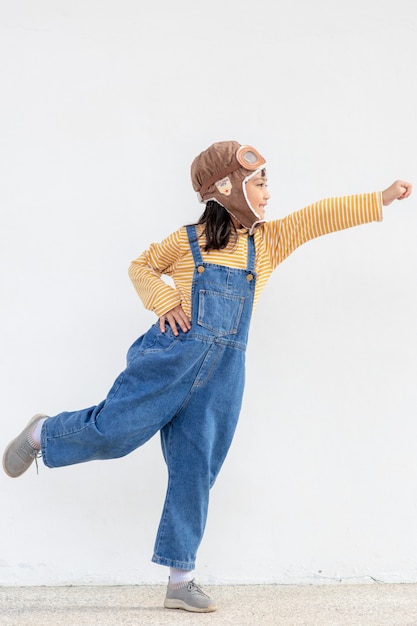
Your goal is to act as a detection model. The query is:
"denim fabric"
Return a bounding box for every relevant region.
[41,225,256,569]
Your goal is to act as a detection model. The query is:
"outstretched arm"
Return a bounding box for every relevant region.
[263,183,412,270]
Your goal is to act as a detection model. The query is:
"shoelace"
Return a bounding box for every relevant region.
[34,452,41,475]
[27,431,42,474]
[187,580,209,597]
[16,441,41,475]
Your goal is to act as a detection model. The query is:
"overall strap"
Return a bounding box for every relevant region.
[246,234,256,273]
[186,225,204,266]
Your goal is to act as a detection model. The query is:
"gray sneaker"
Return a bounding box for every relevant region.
[164,579,217,613]
[3,414,48,478]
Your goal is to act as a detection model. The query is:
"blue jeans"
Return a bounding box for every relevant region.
[41,226,256,569]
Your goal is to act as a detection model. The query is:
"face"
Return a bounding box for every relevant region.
[245,171,270,220]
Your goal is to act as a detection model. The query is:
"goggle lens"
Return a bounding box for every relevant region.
[236,145,266,171]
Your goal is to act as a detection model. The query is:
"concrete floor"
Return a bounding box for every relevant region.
[1,583,417,626]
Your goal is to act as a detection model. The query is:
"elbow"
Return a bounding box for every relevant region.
[128,260,138,283]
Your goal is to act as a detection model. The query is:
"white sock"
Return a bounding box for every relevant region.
[29,418,47,450]
[169,567,194,587]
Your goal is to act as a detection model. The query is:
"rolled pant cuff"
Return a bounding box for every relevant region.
[152,553,196,570]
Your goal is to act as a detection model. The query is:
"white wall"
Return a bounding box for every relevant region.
[1,0,417,585]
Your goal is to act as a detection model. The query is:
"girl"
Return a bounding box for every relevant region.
[3,140,412,613]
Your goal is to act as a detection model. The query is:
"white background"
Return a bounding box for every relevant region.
[1,0,417,585]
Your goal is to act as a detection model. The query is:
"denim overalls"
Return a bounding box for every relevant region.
[41,225,256,570]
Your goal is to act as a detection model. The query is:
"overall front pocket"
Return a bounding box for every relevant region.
[197,290,245,336]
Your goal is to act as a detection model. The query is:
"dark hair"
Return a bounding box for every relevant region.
[195,200,237,252]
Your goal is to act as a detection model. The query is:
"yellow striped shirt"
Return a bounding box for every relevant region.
[129,192,383,318]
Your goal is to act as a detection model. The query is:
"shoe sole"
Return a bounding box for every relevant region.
[2,414,47,478]
[164,598,217,612]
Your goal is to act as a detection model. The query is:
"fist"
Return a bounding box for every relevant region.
[382,180,412,206]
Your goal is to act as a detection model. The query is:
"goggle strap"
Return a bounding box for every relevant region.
[198,161,241,198]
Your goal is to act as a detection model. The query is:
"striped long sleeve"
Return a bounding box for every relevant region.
[128,192,383,317]
[264,192,383,268]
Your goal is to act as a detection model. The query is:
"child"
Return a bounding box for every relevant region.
[3,140,412,613]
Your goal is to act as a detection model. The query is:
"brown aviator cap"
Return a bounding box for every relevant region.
[190,140,267,233]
